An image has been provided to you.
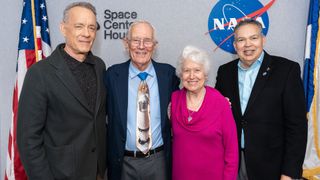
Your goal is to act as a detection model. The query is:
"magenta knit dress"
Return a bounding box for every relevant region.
[171,86,238,180]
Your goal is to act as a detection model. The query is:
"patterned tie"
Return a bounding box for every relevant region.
[136,72,152,154]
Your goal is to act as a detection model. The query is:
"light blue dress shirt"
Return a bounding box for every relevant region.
[126,62,163,151]
[238,52,264,149]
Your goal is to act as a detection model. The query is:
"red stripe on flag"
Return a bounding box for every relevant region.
[25,49,36,68]
[5,1,51,179]
[4,172,8,180]
[37,37,42,51]
[7,126,12,160]
[12,82,27,180]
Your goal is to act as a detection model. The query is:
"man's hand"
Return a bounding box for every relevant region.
[280,174,292,180]
[225,97,231,106]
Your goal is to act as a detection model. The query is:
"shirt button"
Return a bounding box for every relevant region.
[241,120,247,126]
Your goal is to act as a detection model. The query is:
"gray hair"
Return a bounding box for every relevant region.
[63,2,97,22]
[176,45,210,78]
[125,20,157,42]
[233,18,263,38]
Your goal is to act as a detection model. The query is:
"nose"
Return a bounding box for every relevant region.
[190,71,195,78]
[82,27,90,37]
[138,40,145,49]
[244,39,252,47]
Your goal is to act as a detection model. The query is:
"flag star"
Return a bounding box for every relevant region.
[23,1,25,6]
[40,3,45,9]
[46,28,49,33]
[23,36,29,43]
[22,18,28,24]
[42,16,47,21]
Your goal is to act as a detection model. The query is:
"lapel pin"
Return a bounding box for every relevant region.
[262,67,271,76]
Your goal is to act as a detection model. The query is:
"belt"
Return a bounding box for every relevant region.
[124,145,164,158]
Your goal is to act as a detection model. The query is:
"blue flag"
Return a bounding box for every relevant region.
[302,0,320,179]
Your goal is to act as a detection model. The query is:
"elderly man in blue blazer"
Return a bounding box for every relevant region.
[215,19,307,180]
[104,20,180,180]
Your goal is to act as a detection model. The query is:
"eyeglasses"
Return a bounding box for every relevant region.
[128,38,156,47]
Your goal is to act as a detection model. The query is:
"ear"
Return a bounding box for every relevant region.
[262,35,266,46]
[122,38,129,50]
[60,22,66,37]
[153,40,158,48]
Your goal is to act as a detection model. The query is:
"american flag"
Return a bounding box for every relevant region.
[4,0,51,179]
[302,0,320,179]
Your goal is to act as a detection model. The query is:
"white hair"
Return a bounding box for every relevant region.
[176,45,210,78]
[125,20,157,42]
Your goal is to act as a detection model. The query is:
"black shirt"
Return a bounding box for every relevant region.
[60,46,97,112]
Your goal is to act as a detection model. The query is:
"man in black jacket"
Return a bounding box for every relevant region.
[215,19,307,180]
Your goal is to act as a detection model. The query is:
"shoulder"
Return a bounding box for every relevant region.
[27,53,56,73]
[152,60,176,73]
[206,86,229,106]
[106,60,130,74]
[268,54,301,72]
[29,44,63,71]
[92,55,106,69]
[172,89,183,98]
[171,89,184,108]
[218,59,238,71]
[206,86,226,100]
[269,54,299,65]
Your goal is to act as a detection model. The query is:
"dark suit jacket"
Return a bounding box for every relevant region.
[17,44,107,180]
[104,60,180,180]
[215,52,307,180]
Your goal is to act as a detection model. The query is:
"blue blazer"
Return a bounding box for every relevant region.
[104,60,180,180]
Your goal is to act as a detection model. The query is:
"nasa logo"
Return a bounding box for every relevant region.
[207,0,273,54]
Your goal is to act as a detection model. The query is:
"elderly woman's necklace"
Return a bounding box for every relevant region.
[187,110,195,121]
[186,88,206,121]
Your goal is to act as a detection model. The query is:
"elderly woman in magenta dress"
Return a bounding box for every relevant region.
[170,45,239,180]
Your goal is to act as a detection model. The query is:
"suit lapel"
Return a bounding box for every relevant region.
[153,61,167,129]
[50,47,91,112]
[230,61,243,118]
[244,52,273,115]
[94,62,102,116]
[115,61,130,132]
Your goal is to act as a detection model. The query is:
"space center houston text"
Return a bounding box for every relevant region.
[103,9,138,40]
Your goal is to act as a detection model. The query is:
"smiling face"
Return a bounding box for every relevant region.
[181,59,207,94]
[233,23,266,68]
[60,6,97,61]
[125,22,157,71]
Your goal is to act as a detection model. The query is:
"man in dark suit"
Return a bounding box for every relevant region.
[17,2,106,180]
[215,19,307,180]
[105,20,180,180]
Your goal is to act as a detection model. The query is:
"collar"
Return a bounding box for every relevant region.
[129,60,155,79]
[59,44,95,69]
[238,51,264,71]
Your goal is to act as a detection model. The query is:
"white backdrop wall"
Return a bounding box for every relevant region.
[0,0,310,178]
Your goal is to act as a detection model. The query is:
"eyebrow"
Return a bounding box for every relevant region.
[236,33,261,39]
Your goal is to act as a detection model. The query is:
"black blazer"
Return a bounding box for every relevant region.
[215,52,307,179]
[17,44,107,180]
[104,60,180,180]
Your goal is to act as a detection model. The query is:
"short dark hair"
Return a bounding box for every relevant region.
[234,18,263,35]
[63,2,96,22]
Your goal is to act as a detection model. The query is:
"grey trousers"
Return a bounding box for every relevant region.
[121,151,167,180]
[238,150,249,180]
